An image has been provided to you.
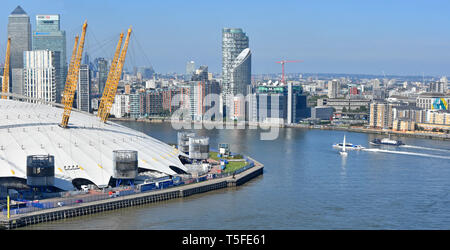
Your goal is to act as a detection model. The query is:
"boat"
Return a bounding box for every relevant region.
[332,136,365,150]
[340,149,348,156]
[333,143,365,150]
[339,135,348,156]
[370,135,404,146]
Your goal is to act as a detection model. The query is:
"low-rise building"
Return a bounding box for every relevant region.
[392,119,415,132]
[311,106,334,120]
[392,105,426,124]
[248,84,309,123]
[416,93,449,110]
[317,97,370,112]
[427,110,450,125]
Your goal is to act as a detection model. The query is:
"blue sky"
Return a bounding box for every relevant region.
[1,0,450,76]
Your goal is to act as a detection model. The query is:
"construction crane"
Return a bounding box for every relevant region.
[61,35,79,105]
[1,37,11,99]
[275,60,303,84]
[97,32,124,117]
[99,27,132,123]
[60,21,88,128]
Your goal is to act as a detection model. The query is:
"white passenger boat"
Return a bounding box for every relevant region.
[332,136,365,150]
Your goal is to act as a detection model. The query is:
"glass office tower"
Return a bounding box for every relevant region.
[32,14,66,103]
[8,6,32,96]
[96,58,108,96]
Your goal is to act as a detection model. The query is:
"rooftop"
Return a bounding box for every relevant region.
[11,5,27,15]
[418,92,448,97]
[0,98,187,190]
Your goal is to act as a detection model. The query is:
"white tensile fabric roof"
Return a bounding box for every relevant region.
[0,99,187,190]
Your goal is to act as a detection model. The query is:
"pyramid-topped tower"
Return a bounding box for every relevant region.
[11,5,27,15]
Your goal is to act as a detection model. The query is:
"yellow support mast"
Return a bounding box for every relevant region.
[100,27,132,123]
[98,32,124,117]
[61,35,79,105]
[1,37,11,100]
[60,21,88,128]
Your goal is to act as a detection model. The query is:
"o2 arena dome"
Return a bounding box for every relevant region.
[0,98,188,191]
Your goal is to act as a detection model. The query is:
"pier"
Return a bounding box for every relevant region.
[0,158,263,230]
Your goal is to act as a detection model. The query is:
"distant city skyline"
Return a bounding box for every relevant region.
[1,0,450,76]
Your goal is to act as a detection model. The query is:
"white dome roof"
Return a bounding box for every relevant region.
[0,99,187,190]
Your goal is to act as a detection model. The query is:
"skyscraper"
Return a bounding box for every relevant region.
[229,48,251,96]
[186,61,195,81]
[77,64,91,112]
[23,50,58,103]
[96,58,108,96]
[186,61,195,75]
[8,6,32,96]
[228,48,251,120]
[222,28,250,118]
[33,14,67,103]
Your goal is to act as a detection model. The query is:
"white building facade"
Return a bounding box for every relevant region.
[23,50,56,102]
[111,94,130,118]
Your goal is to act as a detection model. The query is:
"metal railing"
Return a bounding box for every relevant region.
[1,156,258,217]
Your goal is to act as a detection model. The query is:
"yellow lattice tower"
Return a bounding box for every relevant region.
[60,21,88,128]
[61,35,79,105]
[1,37,11,100]
[98,32,124,117]
[100,27,132,123]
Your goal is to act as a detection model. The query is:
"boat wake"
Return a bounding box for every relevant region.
[400,145,450,153]
[363,148,450,160]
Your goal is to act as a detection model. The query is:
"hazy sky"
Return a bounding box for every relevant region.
[1,0,450,76]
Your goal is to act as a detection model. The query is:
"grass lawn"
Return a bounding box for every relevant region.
[209,151,248,173]
[209,151,221,161]
[223,161,248,173]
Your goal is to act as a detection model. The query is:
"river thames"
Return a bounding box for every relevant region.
[25,121,450,229]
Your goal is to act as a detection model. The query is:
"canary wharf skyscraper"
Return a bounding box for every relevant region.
[222,28,250,118]
[32,14,67,103]
[8,6,32,96]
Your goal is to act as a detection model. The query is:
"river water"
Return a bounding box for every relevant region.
[25,122,450,229]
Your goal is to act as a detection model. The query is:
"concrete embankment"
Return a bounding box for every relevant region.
[111,118,450,141]
[0,160,263,230]
[313,126,450,141]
